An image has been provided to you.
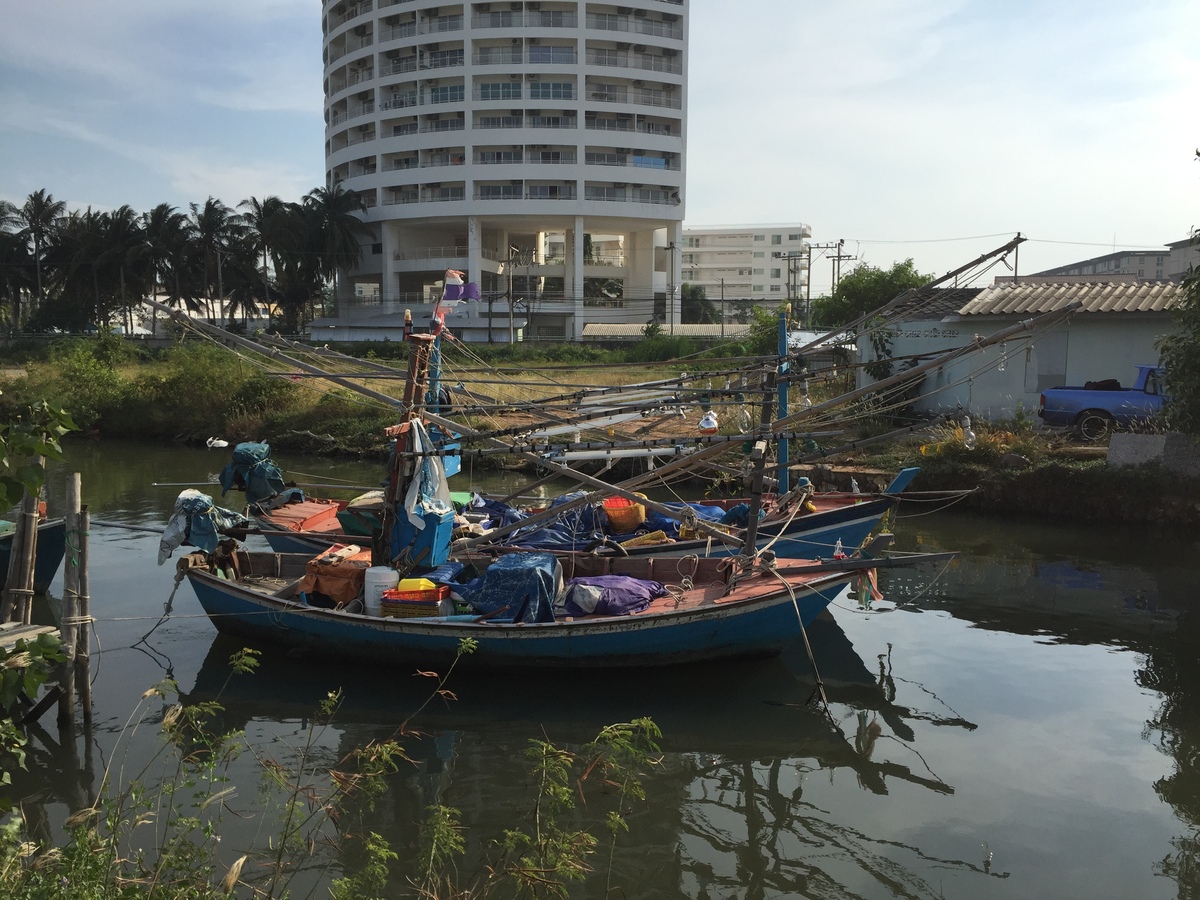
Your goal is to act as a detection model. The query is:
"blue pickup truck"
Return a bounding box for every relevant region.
[1037,365,1166,440]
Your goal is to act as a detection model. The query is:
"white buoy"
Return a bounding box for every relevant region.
[206,437,229,448]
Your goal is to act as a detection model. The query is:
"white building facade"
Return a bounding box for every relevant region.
[679,225,812,321]
[321,0,688,342]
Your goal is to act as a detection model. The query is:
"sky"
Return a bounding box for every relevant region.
[2,0,1198,295]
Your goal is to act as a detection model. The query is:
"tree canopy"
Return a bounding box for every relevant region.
[0,183,369,336]
[810,258,931,327]
[1155,149,1200,436]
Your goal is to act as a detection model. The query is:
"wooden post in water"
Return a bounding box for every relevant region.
[57,473,82,729]
[75,504,92,726]
[1,456,43,624]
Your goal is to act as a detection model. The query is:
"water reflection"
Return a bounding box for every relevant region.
[172,606,990,897]
[15,440,1200,896]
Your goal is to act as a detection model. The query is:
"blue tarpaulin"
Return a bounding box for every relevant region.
[459,552,562,623]
[219,442,288,510]
[158,489,251,564]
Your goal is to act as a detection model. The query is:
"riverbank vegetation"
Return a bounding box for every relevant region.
[0,642,662,898]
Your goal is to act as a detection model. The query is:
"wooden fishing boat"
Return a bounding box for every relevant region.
[249,469,918,561]
[0,517,67,594]
[177,544,948,670]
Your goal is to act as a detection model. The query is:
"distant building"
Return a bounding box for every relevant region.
[856,280,1182,421]
[1032,237,1198,283]
[319,0,689,343]
[679,225,812,318]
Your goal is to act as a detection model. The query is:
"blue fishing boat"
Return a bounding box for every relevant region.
[178,545,948,670]
[0,517,67,594]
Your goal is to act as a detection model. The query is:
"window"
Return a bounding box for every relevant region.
[752,251,764,258]
[752,285,764,292]
[529,46,576,64]
[770,284,781,292]
[478,149,522,163]
[530,82,574,100]
[770,268,781,278]
[429,85,465,104]
[529,113,575,129]
[771,234,782,245]
[752,268,764,275]
[479,184,522,199]
[479,82,521,100]
[788,233,804,241]
[753,235,765,242]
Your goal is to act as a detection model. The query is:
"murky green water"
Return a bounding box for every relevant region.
[13,439,1200,898]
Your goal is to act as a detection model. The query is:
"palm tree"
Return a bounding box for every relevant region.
[0,201,32,330]
[97,205,148,333]
[52,208,110,330]
[143,203,199,318]
[18,190,68,319]
[237,195,286,309]
[0,229,34,332]
[189,197,238,320]
[302,182,369,317]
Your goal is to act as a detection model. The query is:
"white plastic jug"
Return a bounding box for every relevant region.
[364,566,400,617]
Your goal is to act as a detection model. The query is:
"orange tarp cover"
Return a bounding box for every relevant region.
[298,545,372,606]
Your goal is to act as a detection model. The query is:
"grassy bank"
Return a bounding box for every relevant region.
[2,334,1194,524]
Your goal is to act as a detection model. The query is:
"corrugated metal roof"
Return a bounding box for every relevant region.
[581,323,752,338]
[957,280,1181,316]
[889,286,984,321]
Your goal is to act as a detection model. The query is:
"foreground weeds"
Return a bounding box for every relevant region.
[0,641,660,899]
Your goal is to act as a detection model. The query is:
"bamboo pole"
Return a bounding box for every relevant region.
[2,456,43,624]
[75,504,92,727]
[57,473,81,729]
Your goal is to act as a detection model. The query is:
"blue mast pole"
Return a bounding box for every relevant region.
[776,305,790,494]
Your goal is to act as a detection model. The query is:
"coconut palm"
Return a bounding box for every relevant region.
[302,182,369,317]
[143,203,200,317]
[0,229,34,331]
[97,205,148,333]
[189,197,239,320]
[17,190,68,318]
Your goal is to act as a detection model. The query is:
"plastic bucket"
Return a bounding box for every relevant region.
[364,566,400,617]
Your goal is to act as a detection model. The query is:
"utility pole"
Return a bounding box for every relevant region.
[831,238,857,292]
[667,241,676,335]
[720,277,725,338]
[806,240,844,325]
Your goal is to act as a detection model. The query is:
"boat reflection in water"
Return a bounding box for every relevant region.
[181,603,997,898]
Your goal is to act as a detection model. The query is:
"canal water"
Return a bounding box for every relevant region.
[12,438,1200,898]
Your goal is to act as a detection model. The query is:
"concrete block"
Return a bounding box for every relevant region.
[1109,432,1200,477]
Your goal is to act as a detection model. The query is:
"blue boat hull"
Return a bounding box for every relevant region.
[187,568,854,670]
[0,518,67,594]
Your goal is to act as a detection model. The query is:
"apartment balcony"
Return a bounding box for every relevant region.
[419,119,465,133]
[472,11,522,29]
[586,50,683,76]
[525,11,578,27]
[473,47,524,66]
[420,14,463,34]
[329,1,374,31]
[585,13,683,41]
[383,58,419,75]
[381,22,416,41]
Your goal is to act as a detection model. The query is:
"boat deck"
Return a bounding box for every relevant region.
[185,549,842,622]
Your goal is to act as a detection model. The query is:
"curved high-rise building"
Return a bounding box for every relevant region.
[322,0,688,341]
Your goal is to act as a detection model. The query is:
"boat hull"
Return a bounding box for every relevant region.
[187,566,853,670]
[0,518,67,593]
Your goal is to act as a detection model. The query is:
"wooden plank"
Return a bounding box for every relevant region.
[0,623,56,652]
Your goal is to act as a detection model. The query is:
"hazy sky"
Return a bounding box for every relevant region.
[2,0,1197,294]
